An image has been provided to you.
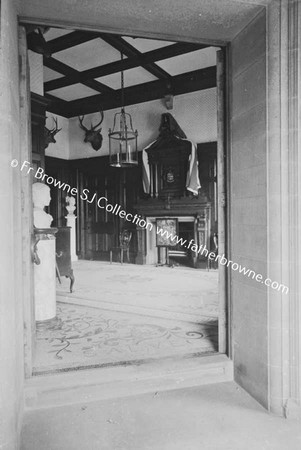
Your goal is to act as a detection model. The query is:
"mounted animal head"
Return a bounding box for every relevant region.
[44,117,62,148]
[78,111,104,151]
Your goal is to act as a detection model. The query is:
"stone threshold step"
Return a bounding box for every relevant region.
[25,354,233,411]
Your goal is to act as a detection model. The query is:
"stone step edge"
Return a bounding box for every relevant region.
[25,354,233,410]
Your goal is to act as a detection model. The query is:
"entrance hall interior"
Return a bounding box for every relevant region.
[2,1,301,448]
[28,26,223,374]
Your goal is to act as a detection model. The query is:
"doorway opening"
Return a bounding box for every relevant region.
[22,23,227,376]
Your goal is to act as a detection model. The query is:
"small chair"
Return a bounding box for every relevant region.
[110,230,132,264]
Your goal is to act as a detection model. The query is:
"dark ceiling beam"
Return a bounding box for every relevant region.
[44,42,208,92]
[99,34,171,80]
[63,65,216,118]
[44,93,70,117]
[44,57,115,95]
[47,30,171,79]
[47,30,100,54]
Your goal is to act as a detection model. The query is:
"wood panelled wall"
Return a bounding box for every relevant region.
[45,144,216,262]
[45,154,143,261]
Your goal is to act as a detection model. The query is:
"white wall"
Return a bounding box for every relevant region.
[28,50,43,95]
[68,88,217,159]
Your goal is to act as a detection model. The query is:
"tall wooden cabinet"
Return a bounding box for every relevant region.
[146,136,191,199]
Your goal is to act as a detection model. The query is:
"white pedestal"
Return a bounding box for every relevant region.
[65,214,78,261]
[34,230,57,321]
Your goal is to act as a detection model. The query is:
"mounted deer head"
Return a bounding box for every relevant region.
[78,111,104,151]
[44,117,62,148]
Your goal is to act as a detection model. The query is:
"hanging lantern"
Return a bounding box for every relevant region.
[109,53,138,167]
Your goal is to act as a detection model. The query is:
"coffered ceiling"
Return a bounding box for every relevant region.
[40,28,218,118]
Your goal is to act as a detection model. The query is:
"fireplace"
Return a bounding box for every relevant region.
[145,216,197,266]
[135,203,211,267]
[135,114,216,267]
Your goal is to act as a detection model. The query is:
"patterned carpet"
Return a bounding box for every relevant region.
[34,261,219,374]
[57,261,219,321]
[34,302,218,374]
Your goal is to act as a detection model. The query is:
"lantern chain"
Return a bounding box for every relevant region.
[121,52,124,111]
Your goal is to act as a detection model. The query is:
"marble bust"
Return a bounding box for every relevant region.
[32,182,53,228]
[65,195,76,215]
